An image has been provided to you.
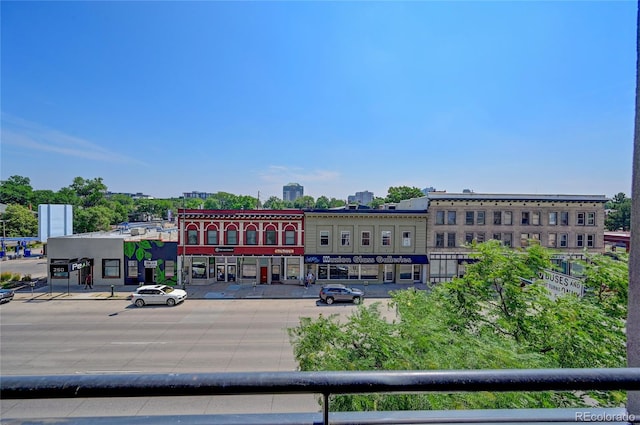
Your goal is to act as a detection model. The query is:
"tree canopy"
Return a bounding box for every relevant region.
[605,192,632,231]
[288,241,628,411]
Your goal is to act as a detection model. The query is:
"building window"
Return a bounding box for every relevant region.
[436,211,445,225]
[361,231,371,246]
[493,233,501,241]
[207,230,219,245]
[503,233,512,247]
[285,230,295,245]
[587,234,595,247]
[549,212,558,226]
[341,231,351,246]
[477,232,485,243]
[561,211,569,226]
[465,211,474,225]
[436,233,444,247]
[447,211,456,225]
[532,212,540,226]
[521,212,530,225]
[402,231,411,247]
[227,230,238,245]
[531,233,540,245]
[477,211,485,225]
[320,231,329,246]
[548,233,557,248]
[447,233,456,247]
[520,233,529,247]
[577,212,585,226]
[504,211,513,225]
[127,260,137,278]
[381,231,392,246]
[493,211,502,225]
[103,259,120,278]
[465,232,474,244]
[187,229,198,245]
[587,212,596,226]
[165,260,175,278]
[577,234,584,247]
[560,233,568,247]
[246,230,257,245]
[265,230,277,245]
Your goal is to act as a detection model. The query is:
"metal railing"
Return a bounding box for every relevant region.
[2,368,640,424]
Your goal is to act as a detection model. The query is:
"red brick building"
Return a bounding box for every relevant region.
[178,209,305,284]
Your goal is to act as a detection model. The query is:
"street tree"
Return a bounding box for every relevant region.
[289,242,628,411]
[294,195,315,209]
[0,204,38,237]
[315,196,330,209]
[263,196,287,209]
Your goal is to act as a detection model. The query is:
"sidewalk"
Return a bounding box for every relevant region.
[3,253,428,301]
[12,281,428,301]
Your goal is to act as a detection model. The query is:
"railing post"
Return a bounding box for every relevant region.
[323,392,330,425]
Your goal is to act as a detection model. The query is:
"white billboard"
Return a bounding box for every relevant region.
[38,204,73,243]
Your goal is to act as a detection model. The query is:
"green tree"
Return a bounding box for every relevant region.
[54,187,80,205]
[289,242,628,411]
[263,196,288,209]
[108,194,136,224]
[369,197,386,209]
[0,175,33,206]
[30,189,59,206]
[605,192,631,231]
[294,195,315,209]
[329,198,346,208]
[74,206,113,233]
[69,177,108,208]
[0,204,38,237]
[384,186,424,203]
[315,196,330,209]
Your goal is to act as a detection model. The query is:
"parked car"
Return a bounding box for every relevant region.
[130,284,187,307]
[0,288,15,304]
[319,284,364,305]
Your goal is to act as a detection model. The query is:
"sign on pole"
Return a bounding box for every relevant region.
[537,269,585,298]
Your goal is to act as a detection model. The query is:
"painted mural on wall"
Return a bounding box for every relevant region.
[123,240,178,286]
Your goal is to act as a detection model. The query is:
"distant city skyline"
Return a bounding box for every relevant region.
[1,2,634,200]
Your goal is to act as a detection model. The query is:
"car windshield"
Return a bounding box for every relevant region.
[162,286,174,293]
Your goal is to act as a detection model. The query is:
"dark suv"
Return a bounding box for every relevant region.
[319,284,364,305]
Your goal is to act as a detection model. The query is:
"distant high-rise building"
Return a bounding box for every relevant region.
[283,183,304,202]
[347,191,374,205]
[421,187,436,195]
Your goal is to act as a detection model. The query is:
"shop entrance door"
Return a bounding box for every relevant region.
[260,267,268,284]
[144,267,156,284]
[384,264,394,283]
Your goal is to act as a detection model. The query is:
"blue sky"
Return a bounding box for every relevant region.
[1,1,636,201]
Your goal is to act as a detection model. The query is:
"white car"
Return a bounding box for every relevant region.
[130,284,187,307]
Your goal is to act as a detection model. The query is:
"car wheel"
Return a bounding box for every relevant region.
[353,297,362,305]
[166,298,176,307]
[135,299,145,307]
[326,297,334,305]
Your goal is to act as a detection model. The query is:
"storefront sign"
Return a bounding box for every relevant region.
[144,260,158,268]
[215,247,235,253]
[274,249,295,254]
[70,259,91,271]
[305,255,428,264]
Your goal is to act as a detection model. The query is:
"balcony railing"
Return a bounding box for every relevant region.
[2,368,640,425]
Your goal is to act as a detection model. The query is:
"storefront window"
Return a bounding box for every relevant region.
[318,265,328,279]
[103,259,120,278]
[127,260,138,278]
[286,260,300,280]
[242,263,257,279]
[348,265,359,279]
[192,258,207,279]
[360,265,378,280]
[399,264,413,280]
[165,260,175,278]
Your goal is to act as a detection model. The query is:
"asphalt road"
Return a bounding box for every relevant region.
[0,298,391,421]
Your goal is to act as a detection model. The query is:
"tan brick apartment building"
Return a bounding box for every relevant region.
[423,193,608,283]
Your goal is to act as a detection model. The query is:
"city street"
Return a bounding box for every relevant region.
[0,298,392,421]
